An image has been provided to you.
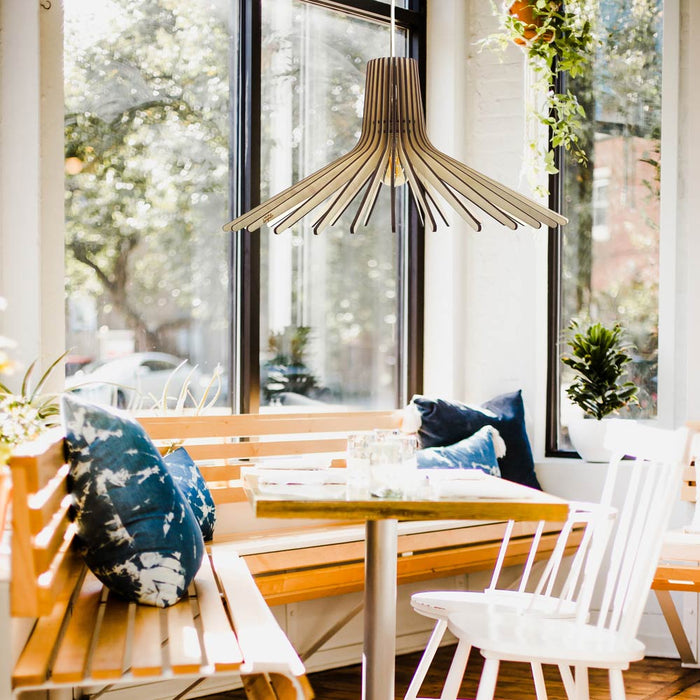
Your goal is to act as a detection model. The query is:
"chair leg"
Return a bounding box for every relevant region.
[404,619,448,700]
[573,665,590,700]
[609,669,626,700]
[439,637,471,700]
[531,662,548,700]
[558,665,576,700]
[475,657,500,700]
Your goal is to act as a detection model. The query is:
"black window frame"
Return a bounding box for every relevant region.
[230,0,426,413]
[546,136,573,457]
[546,4,664,455]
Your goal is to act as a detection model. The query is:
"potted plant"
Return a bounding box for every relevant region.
[0,297,69,465]
[561,320,639,461]
[481,0,597,194]
[262,325,323,404]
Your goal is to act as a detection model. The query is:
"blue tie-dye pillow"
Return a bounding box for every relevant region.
[411,390,541,489]
[163,447,216,541]
[61,395,204,608]
[416,425,504,477]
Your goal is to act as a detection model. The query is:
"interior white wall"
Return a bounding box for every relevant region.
[422,0,470,401]
[424,0,550,457]
[676,0,700,423]
[0,0,64,392]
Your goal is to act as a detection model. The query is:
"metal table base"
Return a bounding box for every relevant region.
[363,519,399,700]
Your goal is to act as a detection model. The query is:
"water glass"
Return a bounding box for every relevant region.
[369,431,418,499]
[346,431,373,493]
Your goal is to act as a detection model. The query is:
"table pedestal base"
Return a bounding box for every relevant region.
[363,519,398,700]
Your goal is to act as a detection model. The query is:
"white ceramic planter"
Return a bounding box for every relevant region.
[567,417,618,463]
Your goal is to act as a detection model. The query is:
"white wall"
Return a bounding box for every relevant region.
[675,0,700,424]
[424,0,550,454]
[0,0,65,392]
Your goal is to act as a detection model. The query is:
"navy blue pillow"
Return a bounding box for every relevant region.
[411,390,541,489]
[417,426,502,477]
[164,447,216,541]
[61,395,204,607]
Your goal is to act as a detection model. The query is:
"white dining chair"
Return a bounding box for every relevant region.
[436,422,691,700]
[404,496,617,700]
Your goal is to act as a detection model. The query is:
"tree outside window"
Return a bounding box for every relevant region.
[64,0,422,412]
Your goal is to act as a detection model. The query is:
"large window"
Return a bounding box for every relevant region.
[549,0,663,452]
[64,0,234,408]
[258,1,409,409]
[64,0,424,412]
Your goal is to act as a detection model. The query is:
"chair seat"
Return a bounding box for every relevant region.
[411,589,579,620]
[448,609,646,668]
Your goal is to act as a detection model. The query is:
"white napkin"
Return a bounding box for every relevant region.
[255,456,332,470]
[255,468,347,486]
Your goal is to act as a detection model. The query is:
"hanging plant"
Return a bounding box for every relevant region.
[481,0,598,193]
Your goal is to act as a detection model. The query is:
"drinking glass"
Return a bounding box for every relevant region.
[369,432,418,499]
[346,431,373,494]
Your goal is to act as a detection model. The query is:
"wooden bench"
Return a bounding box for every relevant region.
[651,421,700,665]
[6,409,577,697]
[137,411,578,660]
[7,430,312,699]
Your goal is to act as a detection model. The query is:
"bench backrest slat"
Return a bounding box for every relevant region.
[32,500,74,574]
[28,464,70,534]
[176,437,349,463]
[139,410,401,439]
[9,429,77,617]
[140,410,403,511]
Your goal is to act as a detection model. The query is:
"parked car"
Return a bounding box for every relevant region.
[65,352,210,409]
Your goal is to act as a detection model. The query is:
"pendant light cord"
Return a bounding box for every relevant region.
[390,0,395,58]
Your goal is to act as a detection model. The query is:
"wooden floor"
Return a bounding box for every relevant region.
[205,647,700,699]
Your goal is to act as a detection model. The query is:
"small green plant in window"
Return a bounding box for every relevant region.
[561,320,638,421]
[263,326,322,403]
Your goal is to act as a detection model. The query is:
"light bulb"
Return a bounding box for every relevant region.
[382,154,406,187]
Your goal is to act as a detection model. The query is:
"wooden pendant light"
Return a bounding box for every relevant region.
[222,56,567,235]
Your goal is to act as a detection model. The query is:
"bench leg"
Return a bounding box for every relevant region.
[655,589,698,665]
[242,672,313,699]
[364,519,398,700]
[300,601,364,661]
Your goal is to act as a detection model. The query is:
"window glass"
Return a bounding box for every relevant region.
[63,0,233,410]
[259,0,409,409]
[556,0,662,447]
